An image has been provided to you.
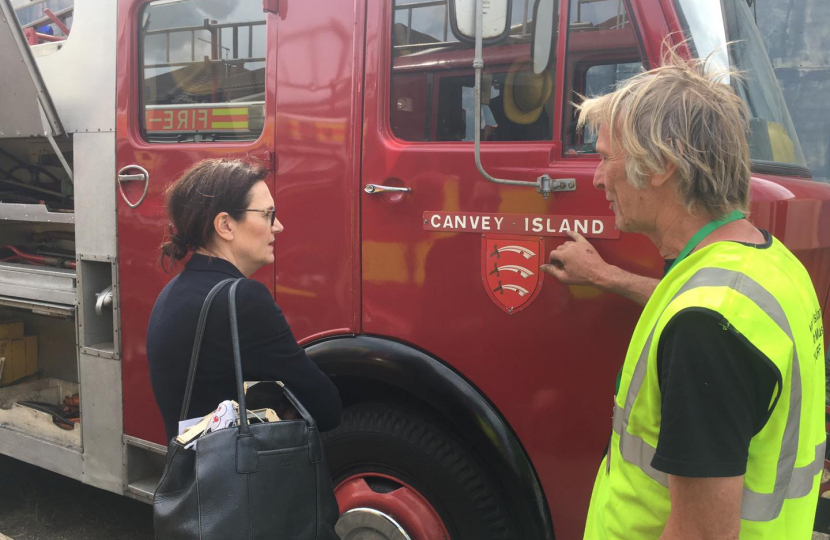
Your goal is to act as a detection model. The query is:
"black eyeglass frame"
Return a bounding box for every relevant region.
[235,208,276,226]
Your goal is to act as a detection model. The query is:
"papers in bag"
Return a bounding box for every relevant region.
[176,400,280,449]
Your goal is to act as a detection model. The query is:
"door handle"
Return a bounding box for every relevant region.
[117,165,150,208]
[364,184,412,194]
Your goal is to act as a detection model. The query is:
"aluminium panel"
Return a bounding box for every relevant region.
[0,296,74,317]
[0,424,83,480]
[33,0,116,134]
[0,0,63,138]
[79,351,124,495]
[0,202,75,223]
[0,262,76,305]
[74,132,117,258]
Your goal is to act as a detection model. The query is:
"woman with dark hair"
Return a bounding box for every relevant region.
[146,158,341,444]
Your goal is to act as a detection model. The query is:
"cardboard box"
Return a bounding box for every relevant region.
[0,321,23,340]
[24,335,37,377]
[0,339,11,385]
[0,335,38,385]
[11,339,25,383]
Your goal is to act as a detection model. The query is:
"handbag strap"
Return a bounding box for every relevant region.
[179,278,237,421]
[227,279,251,434]
[226,282,318,434]
[179,278,317,437]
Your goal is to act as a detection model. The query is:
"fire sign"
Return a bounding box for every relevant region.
[145,107,250,133]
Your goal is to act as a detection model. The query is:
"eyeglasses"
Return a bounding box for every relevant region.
[236,208,276,226]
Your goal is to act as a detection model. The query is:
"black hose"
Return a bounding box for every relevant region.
[8,164,63,188]
[16,401,77,428]
[0,147,67,191]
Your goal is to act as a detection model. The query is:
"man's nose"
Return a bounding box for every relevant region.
[592,171,605,191]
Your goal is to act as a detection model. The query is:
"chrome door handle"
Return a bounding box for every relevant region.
[118,174,146,182]
[364,184,412,194]
[117,165,150,208]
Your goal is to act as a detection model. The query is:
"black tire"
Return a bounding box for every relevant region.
[323,402,516,540]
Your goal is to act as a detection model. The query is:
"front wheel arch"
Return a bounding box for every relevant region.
[306,335,555,540]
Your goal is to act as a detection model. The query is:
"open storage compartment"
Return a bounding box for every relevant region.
[0,303,80,452]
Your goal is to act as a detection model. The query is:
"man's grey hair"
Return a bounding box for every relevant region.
[577,45,751,218]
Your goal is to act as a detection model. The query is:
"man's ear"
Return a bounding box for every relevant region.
[652,138,682,188]
[650,162,678,188]
[213,212,235,242]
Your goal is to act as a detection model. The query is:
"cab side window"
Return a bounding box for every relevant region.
[563,0,645,154]
[140,0,266,144]
[390,0,555,142]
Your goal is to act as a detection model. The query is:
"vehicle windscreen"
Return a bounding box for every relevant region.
[673,0,808,173]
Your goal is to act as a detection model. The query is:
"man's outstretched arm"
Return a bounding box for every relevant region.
[539,231,658,306]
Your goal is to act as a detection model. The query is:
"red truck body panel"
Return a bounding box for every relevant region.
[112,0,830,537]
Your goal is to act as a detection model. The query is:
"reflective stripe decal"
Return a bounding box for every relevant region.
[741,441,826,521]
[613,400,668,488]
[614,267,818,522]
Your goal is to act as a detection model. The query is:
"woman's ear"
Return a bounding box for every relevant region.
[213,212,235,242]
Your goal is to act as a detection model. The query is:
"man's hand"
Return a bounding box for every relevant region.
[540,231,659,306]
[539,231,609,286]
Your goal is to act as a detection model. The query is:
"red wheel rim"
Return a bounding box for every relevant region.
[335,472,451,540]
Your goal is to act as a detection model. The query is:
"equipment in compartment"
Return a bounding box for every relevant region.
[0,229,76,271]
[18,392,79,430]
[0,378,81,448]
[0,146,73,211]
[0,320,38,385]
[1,244,75,269]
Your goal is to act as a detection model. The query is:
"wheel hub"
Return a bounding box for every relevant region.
[335,508,412,540]
[334,473,450,540]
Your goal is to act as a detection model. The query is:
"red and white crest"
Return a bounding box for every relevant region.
[481,235,544,314]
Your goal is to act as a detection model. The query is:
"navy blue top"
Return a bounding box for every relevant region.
[146,254,342,442]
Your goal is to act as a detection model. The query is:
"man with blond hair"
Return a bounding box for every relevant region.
[541,50,824,539]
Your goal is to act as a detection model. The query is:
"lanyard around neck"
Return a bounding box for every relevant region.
[665,209,745,275]
[615,209,745,395]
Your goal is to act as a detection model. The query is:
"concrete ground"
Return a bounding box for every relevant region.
[0,452,828,539]
[0,455,153,540]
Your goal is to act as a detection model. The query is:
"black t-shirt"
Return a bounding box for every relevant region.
[650,230,780,478]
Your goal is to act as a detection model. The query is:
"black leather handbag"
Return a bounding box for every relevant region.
[153,279,340,540]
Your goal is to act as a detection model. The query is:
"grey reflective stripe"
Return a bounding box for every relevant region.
[613,267,819,522]
[741,441,827,521]
[612,398,668,487]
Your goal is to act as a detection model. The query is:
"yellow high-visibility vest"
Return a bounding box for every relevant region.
[584,237,825,539]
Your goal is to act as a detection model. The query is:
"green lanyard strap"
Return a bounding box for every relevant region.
[664,209,745,275]
[615,209,745,395]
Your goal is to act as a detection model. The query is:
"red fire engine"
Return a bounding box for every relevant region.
[0,0,827,538]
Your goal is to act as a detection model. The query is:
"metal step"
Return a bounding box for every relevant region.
[125,476,159,504]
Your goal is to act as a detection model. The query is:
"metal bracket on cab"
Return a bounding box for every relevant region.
[537,175,576,195]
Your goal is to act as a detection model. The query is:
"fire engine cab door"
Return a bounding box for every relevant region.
[361,1,599,344]
[0,0,64,139]
[115,0,278,444]
[359,3,650,537]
